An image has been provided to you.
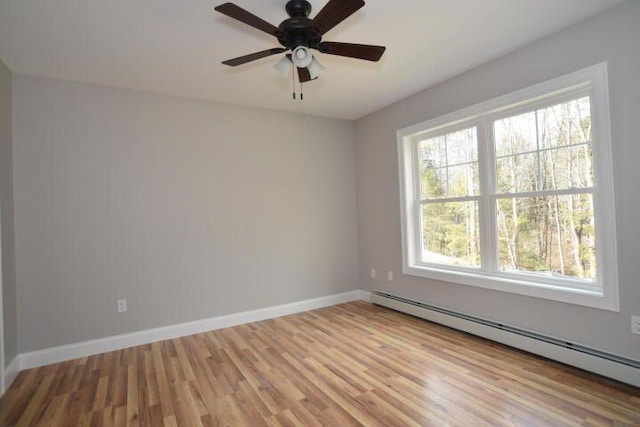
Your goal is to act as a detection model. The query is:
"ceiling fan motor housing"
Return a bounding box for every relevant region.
[277,0,321,52]
[285,0,311,17]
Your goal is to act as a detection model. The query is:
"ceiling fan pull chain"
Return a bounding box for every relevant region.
[297,66,303,101]
[292,61,296,99]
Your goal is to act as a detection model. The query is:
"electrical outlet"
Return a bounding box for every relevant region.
[117,299,127,313]
[370,268,376,279]
[632,316,640,335]
[387,271,394,282]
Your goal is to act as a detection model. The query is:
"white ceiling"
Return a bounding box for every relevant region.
[0,0,626,120]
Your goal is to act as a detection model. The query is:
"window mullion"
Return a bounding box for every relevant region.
[535,109,542,191]
[494,187,593,199]
[411,139,424,264]
[420,195,480,204]
[477,118,498,274]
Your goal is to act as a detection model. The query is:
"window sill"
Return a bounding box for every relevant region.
[403,264,619,311]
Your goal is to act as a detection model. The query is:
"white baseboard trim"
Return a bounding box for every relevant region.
[18,289,366,371]
[358,290,372,302]
[21,288,634,389]
[3,356,20,393]
[371,292,640,388]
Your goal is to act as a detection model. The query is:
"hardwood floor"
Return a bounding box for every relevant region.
[1,301,639,426]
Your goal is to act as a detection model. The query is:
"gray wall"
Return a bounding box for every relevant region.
[0,59,17,366]
[12,75,359,352]
[355,1,640,360]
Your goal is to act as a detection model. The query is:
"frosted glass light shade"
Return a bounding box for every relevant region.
[308,57,326,80]
[274,56,293,77]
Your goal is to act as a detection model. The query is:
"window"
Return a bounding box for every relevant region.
[397,63,619,310]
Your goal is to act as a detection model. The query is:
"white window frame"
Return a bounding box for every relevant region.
[397,63,619,311]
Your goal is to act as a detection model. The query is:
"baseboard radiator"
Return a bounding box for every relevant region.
[371,291,640,388]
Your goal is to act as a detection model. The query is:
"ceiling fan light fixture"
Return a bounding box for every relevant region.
[215,0,386,87]
[292,46,312,68]
[274,55,294,77]
[307,56,326,80]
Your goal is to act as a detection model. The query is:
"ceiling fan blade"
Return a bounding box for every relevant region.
[319,42,386,61]
[215,2,279,36]
[298,67,313,83]
[222,48,287,66]
[312,0,365,35]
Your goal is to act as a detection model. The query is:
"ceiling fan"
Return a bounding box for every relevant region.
[214,0,386,84]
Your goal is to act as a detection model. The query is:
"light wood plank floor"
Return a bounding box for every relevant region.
[1,301,639,426]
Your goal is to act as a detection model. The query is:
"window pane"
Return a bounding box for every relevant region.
[420,167,447,199]
[448,163,479,197]
[497,194,595,279]
[542,144,594,190]
[446,128,478,164]
[496,153,539,193]
[538,97,591,149]
[494,97,593,194]
[418,127,478,199]
[421,201,480,267]
[494,111,537,156]
[418,136,446,168]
